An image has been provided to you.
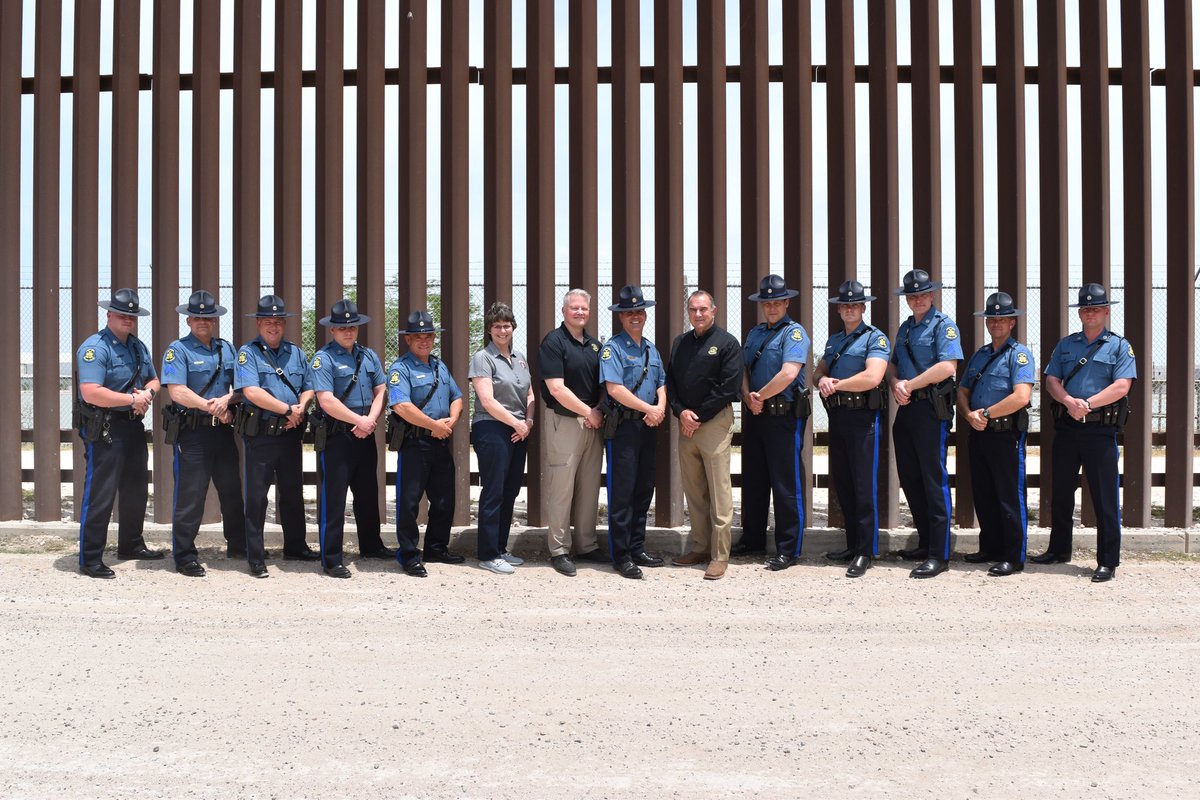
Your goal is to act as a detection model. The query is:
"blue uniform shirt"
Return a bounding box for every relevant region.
[821,324,890,380]
[742,316,809,400]
[962,338,1036,410]
[160,334,236,400]
[76,329,158,410]
[386,352,462,420]
[890,307,963,380]
[234,337,312,404]
[308,342,385,412]
[1044,328,1137,398]
[599,331,666,407]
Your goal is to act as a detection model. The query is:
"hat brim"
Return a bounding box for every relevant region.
[828,295,876,305]
[608,301,657,311]
[974,309,1026,317]
[246,311,298,318]
[400,327,444,335]
[1068,300,1117,308]
[177,303,227,317]
[319,314,370,327]
[100,301,151,317]
[747,290,800,302]
[894,282,942,296]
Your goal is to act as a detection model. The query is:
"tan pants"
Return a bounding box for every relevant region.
[543,413,604,557]
[678,405,734,561]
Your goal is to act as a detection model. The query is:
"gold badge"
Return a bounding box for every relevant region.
[238,351,248,365]
[389,372,400,385]
[1016,353,1029,365]
[83,348,96,362]
[591,343,599,352]
[311,356,322,370]
[945,327,958,340]
[1127,345,1135,357]
[790,328,803,341]
[601,347,612,360]
[707,346,718,356]
[877,336,888,350]
[164,348,176,363]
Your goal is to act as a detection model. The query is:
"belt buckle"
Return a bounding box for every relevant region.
[211,413,219,427]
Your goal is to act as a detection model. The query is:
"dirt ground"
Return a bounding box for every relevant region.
[1,547,1198,800]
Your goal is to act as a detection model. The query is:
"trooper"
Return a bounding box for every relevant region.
[235,295,317,578]
[75,288,165,578]
[735,275,811,571]
[956,292,1036,578]
[308,299,391,579]
[1035,283,1135,583]
[160,290,245,577]
[387,310,466,577]
[813,281,890,579]
[600,285,668,580]
[888,268,963,579]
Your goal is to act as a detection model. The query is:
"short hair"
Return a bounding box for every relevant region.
[687,289,715,307]
[483,301,517,345]
[562,288,591,308]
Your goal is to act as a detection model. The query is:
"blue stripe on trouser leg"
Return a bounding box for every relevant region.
[871,412,880,556]
[1017,431,1028,562]
[939,420,952,561]
[78,442,95,567]
[792,419,806,558]
[171,443,181,559]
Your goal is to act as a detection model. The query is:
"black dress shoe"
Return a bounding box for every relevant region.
[574,549,610,563]
[631,551,664,568]
[1091,566,1116,583]
[283,547,321,562]
[359,546,396,560]
[731,540,767,557]
[551,555,577,576]
[249,562,269,578]
[987,561,1024,577]
[766,554,797,571]
[962,551,996,564]
[910,558,949,579]
[176,561,207,578]
[615,561,643,579]
[324,564,352,579]
[423,549,466,564]
[824,547,854,563]
[1029,550,1071,564]
[898,546,928,561]
[846,555,872,578]
[117,545,166,561]
[403,560,429,578]
[80,563,116,579]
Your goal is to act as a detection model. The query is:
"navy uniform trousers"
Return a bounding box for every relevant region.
[171,423,245,564]
[395,437,456,567]
[78,415,150,567]
[317,430,385,568]
[740,410,807,557]
[968,428,1028,564]
[605,419,656,564]
[1049,421,1122,568]
[242,428,308,563]
[892,399,953,561]
[827,407,880,557]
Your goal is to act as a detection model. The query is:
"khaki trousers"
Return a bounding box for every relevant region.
[543,413,604,556]
[678,405,734,561]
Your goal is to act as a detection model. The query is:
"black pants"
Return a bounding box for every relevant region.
[171,423,245,565]
[740,411,807,557]
[605,419,656,564]
[968,428,1028,564]
[242,429,309,564]
[395,437,456,567]
[1049,421,1122,568]
[78,416,150,567]
[473,420,527,561]
[892,399,953,561]
[317,430,384,568]
[828,407,880,557]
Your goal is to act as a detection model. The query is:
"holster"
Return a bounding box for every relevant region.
[793,388,812,419]
[161,405,183,445]
[234,404,261,437]
[76,401,110,444]
[602,406,621,440]
[386,412,409,451]
[927,378,957,423]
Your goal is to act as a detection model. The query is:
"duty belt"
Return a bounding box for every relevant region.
[613,407,643,422]
[1051,400,1124,426]
[762,396,796,416]
[824,391,870,410]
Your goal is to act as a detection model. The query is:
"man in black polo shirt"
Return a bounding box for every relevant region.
[666,290,744,580]
[537,289,609,576]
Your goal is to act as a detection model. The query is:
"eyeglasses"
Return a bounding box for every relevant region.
[491,323,514,331]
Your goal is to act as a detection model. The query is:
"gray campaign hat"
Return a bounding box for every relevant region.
[974,291,1025,318]
[828,280,877,305]
[894,269,942,296]
[176,289,227,317]
[100,287,151,317]
[319,298,371,327]
[1069,283,1118,308]
[400,310,444,334]
[748,274,800,302]
[246,294,297,318]
[608,284,656,311]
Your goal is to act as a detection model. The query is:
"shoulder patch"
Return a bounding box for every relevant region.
[389,371,400,385]
[1016,352,1029,365]
[83,348,96,362]
[707,346,718,356]
[1127,344,1135,357]
[790,328,803,341]
[877,336,888,350]
[164,348,176,363]
[601,347,612,360]
[944,326,958,340]
[311,356,322,370]
[238,350,248,365]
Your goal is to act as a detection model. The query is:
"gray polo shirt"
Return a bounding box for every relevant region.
[468,341,532,426]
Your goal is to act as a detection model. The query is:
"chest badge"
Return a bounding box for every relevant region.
[83,348,96,362]
[591,343,599,352]
[238,351,248,365]
[707,346,718,356]
[945,327,958,340]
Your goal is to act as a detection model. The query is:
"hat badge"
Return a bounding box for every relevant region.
[128,302,134,308]
[994,304,1000,310]
[200,303,205,309]
[1086,294,1092,301]
[272,304,278,311]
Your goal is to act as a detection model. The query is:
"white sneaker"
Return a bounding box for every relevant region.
[479,557,515,575]
[500,551,524,566]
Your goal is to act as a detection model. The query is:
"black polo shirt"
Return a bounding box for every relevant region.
[666,324,744,422]
[538,323,602,416]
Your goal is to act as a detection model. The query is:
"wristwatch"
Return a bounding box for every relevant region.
[981,408,991,420]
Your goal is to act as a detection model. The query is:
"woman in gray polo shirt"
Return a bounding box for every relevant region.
[469,301,536,574]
